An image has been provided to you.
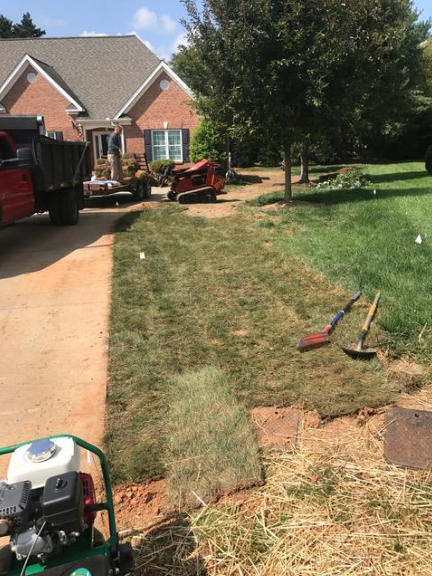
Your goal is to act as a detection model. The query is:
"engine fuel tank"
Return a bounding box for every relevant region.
[7,438,81,489]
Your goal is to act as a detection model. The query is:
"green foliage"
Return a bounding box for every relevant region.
[121,152,137,161]
[0,11,45,38]
[150,159,175,173]
[182,0,429,196]
[0,15,13,37]
[316,168,371,191]
[13,12,45,38]
[190,119,226,163]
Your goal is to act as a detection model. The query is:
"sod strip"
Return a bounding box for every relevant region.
[166,366,263,508]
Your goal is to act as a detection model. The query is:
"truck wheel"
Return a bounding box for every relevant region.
[144,181,152,199]
[132,180,146,201]
[48,193,62,225]
[59,188,79,225]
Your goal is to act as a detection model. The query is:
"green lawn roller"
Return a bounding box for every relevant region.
[0,436,133,576]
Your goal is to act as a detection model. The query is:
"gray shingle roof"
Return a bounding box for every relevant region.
[0,35,161,119]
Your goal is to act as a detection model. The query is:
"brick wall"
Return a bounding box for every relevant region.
[124,71,200,155]
[3,65,78,140]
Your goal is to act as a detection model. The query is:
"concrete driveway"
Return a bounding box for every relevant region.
[0,195,141,453]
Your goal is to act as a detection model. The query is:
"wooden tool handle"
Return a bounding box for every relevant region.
[356,291,380,350]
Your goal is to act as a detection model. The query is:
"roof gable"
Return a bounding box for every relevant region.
[114,61,194,119]
[0,54,84,112]
[0,35,161,119]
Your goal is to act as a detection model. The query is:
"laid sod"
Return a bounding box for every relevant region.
[166,367,262,507]
[250,162,432,360]
[107,201,393,483]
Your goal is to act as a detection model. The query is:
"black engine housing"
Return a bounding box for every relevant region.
[0,481,32,523]
[41,472,84,534]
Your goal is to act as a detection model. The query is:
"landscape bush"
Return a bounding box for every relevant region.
[150,159,176,173]
[316,167,370,190]
[190,119,226,163]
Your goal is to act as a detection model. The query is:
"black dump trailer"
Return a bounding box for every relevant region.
[0,115,91,225]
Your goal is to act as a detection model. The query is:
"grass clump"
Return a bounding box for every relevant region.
[166,366,262,508]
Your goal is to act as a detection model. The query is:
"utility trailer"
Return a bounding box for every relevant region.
[0,115,91,228]
[83,176,151,202]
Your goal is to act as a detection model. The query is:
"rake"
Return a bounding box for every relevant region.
[297,291,361,352]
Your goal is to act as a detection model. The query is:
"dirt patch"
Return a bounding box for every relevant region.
[251,407,300,451]
[182,169,285,219]
[114,480,170,530]
[386,356,429,394]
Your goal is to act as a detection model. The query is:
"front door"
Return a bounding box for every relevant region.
[92,131,112,162]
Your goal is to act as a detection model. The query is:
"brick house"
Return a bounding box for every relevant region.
[0,35,199,164]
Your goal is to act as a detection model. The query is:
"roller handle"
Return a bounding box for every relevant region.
[356,291,381,350]
[325,291,362,333]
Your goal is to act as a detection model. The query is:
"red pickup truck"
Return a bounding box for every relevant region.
[0,116,90,228]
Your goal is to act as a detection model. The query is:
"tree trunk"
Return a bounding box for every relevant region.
[225,135,230,170]
[298,142,310,184]
[283,144,292,202]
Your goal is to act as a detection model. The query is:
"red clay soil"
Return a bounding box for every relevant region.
[181,169,291,219]
[114,480,171,531]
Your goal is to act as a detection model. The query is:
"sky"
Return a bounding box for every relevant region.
[0,0,431,61]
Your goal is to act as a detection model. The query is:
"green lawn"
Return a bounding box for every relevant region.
[106,173,403,483]
[252,162,432,359]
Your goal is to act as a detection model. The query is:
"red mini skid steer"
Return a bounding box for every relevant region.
[166,159,226,204]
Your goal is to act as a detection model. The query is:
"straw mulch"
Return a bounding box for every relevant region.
[135,409,432,575]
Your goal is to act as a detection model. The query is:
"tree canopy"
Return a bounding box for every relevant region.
[180,0,430,199]
[0,12,45,38]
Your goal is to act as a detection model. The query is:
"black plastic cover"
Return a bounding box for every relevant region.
[0,481,31,521]
[41,472,84,534]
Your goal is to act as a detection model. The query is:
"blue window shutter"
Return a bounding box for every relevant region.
[144,129,152,162]
[182,129,190,162]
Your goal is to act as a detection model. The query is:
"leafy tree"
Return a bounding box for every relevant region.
[190,119,226,163]
[0,15,13,37]
[182,0,429,199]
[0,12,45,38]
[13,12,45,38]
[170,45,198,89]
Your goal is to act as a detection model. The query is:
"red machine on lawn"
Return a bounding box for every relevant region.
[166,159,226,204]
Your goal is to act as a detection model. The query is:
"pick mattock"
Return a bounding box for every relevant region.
[297,291,361,352]
[342,291,381,359]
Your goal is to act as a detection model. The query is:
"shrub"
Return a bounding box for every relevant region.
[150,159,176,173]
[190,119,226,163]
[316,167,370,190]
